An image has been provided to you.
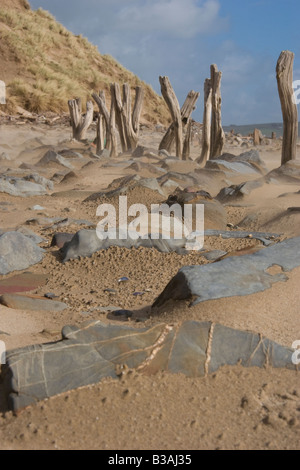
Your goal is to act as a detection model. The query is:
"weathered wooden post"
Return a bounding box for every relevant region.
[109,85,118,158]
[68,98,93,141]
[96,113,105,154]
[159,76,183,159]
[182,119,193,161]
[159,89,200,157]
[92,90,117,157]
[0,81,6,105]
[197,78,212,164]
[253,128,261,146]
[276,50,298,164]
[210,64,225,159]
[113,83,144,152]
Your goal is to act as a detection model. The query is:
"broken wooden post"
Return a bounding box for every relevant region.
[108,84,118,158]
[113,83,144,152]
[210,64,225,159]
[271,132,277,140]
[0,81,6,105]
[253,128,262,146]
[68,98,93,141]
[96,113,105,155]
[276,50,298,164]
[182,119,193,161]
[159,76,183,159]
[92,90,118,156]
[159,90,200,155]
[113,83,127,153]
[197,78,212,164]
[127,84,144,150]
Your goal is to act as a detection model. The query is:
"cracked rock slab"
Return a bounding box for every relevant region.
[1,320,296,411]
[153,236,300,307]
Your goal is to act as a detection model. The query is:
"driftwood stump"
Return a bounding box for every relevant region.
[68,98,93,141]
[113,83,144,152]
[210,64,225,159]
[93,83,144,157]
[159,90,200,158]
[159,76,183,159]
[197,78,212,164]
[276,50,298,164]
[92,90,118,157]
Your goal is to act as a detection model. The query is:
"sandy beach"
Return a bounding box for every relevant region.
[0,116,298,450]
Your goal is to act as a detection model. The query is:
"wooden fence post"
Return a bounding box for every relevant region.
[276,50,298,164]
[68,98,93,141]
[113,83,144,152]
[159,76,183,159]
[159,89,200,156]
[210,64,225,159]
[197,78,212,164]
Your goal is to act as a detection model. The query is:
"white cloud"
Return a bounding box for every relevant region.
[116,0,228,38]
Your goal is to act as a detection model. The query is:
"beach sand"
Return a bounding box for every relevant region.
[0,118,299,450]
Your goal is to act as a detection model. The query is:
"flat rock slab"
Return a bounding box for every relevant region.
[60,229,201,262]
[265,160,300,184]
[216,179,264,202]
[0,177,48,197]
[0,228,45,245]
[37,150,74,170]
[0,293,68,312]
[0,232,44,275]
[205,160,262,175]
[0,272,48,295]
[2,320,296,411]
[204,229,281,246]
[153,236,300,307]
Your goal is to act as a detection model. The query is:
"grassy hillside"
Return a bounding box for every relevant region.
[0,0,169,124]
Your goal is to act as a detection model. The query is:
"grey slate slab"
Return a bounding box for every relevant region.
[153,236,300,307]
[2,320,296,412]
[0,232,44,275]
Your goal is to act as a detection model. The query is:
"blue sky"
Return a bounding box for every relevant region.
[28,0,300,125]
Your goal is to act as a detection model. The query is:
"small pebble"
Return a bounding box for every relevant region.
[112,309,133,319]
[104,288,117,294]
[44,293,59,299]
[118,277,130,284]
[31,205,45,211]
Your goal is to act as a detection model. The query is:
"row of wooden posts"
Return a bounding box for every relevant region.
[68,50,298,166]
[67,66,226,164]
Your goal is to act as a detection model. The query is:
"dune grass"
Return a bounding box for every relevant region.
[0,5,169,123]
